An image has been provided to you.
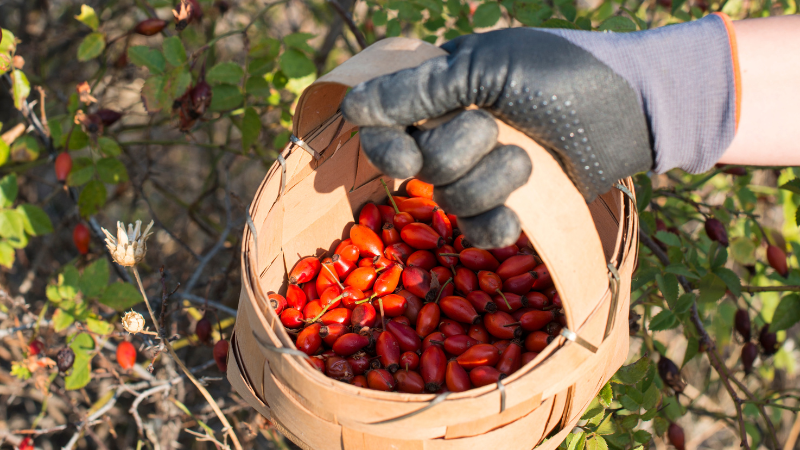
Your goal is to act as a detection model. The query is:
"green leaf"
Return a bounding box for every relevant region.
[697,273,727,303]
[633,430,652,444]
[386,19,402,37]
[97,137,122,156]
[0,135,8,166]
[162,36,187,66]
[250,37,281,59]
[641,383,660,410]
[97,157,129,184]
[581,397,604,421]
[240,107,261,151]
[770,294,800,332]
[245,76,271,97]
[713,267,741,297]
[595,413,618,435]
[709,244,728,270]
[279,49,315,79]
[514,1,553,26]
[100,282,142,311]
[372,9,388,26]
[59,265,81,300]
[0,173,18,207]
[540,18,580,29]
[248,58,274,77]
[127,46,166,74]
[0,29,16,54]
[653,417,669,436]
[665,264,699,279]
[67,157,95,186]
[209,84,243,111]
[655,273,678,306]
[78,180,107,217]
[599,16,636,32]
[0,210,24,242]
[68,127,89,150]
[649,309,678,331]
[86,317,114,335]
[655,231,681,247]
[620,6,647,30]
[682,336,699,367]
[11,69,30,110]
[52,307,76,332]
[165,66,191,100]
[585,435,608,450]
[77,33,106,62]
[207,62,245,85]
[598,382,613,407]
[0,241,13,268]
[140,75,170,113]
[612,355,651,385]
[472,3,501,27]
[17,204,53,236]
[10,135,40,162]
[65,332,94,390]
[79,258,109,298]
[567,432,586,450]
[619,395,640,411]
[780,179,800,195]
[74,5,99,30]
[555,0,577,22]
[283,32,316,53]
[674,293,695,315]
[390,1,423,21]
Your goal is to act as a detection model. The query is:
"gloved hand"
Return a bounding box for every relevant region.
[341,14,738,248]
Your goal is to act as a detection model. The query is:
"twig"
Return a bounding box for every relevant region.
[179,292,237,317]
[62,388,123,450]
[741,285,800,293]
[129,383,172,436]
[131,267,243,450]
[326,0,367,50]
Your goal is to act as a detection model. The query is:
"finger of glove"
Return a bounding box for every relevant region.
[341,55,467,128]
[433,145,532,217]
[358,126,423,179]
[457,206,521,249]
[412,109,498,186]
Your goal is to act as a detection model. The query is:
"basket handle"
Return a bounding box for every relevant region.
[294,37,610,330]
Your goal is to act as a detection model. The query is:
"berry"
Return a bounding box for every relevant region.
[134,18,167,36]
[19,437,33,450]
[56,347,75,372]
[214,339,229,372]
[704,218,728,247]
[734,309,751,342]
[116,341,137,370]
[55,152,72,181]
[741,342,757,375]
[73,223,91,255]
[766,244,788,277]
[195,317,212,342]
[667,422,685,450]
[759,325,779,356]
[96,109,123,127]
[29,339,44,356]
[657,355,686,395]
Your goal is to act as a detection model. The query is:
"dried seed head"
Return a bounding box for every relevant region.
[101,220,154,266]
[122,310,146,334]
[56,347,75,372]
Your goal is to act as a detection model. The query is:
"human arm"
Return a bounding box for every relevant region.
[718,15,800,166]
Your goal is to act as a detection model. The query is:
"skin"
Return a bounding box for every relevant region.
[717,16,800,166]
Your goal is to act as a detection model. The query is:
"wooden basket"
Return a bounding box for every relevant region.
[227,37,638,450]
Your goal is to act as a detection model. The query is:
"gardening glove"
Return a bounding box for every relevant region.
[341,13,739,249]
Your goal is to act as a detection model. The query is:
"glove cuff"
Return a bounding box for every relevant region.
[540,15,739,175]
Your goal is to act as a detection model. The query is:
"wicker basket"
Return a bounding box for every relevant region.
[226,37,638,450]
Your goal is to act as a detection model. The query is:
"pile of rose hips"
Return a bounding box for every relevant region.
[271,179,565,393]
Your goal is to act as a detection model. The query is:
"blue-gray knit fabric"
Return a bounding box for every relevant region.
[540,15,736,174]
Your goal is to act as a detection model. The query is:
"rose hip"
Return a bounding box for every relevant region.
[465,290,497,314]
[456,344,501,370]
[399,197,438,222]
[326,356,355,381]
[444,335,479,356]
[352,374,368,387]
[422,331,446,351]
[376,331,401,372]
[117,341,137,370]
[321,307,352,325]
[286,284,307,311]
[345,267,377,291]
[359,202,382,234]
[213,340,229,372]
[518,310,556,332]
[435,245,459,268]
[347,353,370,375]
[351,303,377,328]
[55,152,72,181]
[367,368,396,391]
[446,360,472,392]
[73,223,91,255]
[493,292,527,313]
[416,302,441,338]
[350,224,385,258]
[470,366,506,387]
[385,242,413,264]
[268,293,287,314]
[432,207,453,241]
[280,309,304,328]
[386,320,422,353]
[459,248,499,271]
[316,258,340,294]
[521,351,539,365]
[468,323,491,343]
[402,266,432,299]
[502,272,536,295]
[382,223,402,245]
[394,369,425,393]
[496,340,522,375]
[526,291,549,309]
[420,345,446,392]
[524,331,553,352]
[332,333,369,356]
[308,356,326,372]
[484,311,522,340]
[297,323,323,355]
[489,244,518,262]
[496,254,536,280]
[303,282,319,301]
[454,234,471,252]
[320,323,349,346]
[767,245,788,277]
[290,256,321,284]
[406,179,433,199]
[439,319,466,337]
[401,223,445,249]
[439,296,480,324]
[400,351,419,371]
[407,250,437,271]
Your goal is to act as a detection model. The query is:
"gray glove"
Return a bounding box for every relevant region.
[342,16,736,248]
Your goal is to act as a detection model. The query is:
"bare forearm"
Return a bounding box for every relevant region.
[718,16,800,166]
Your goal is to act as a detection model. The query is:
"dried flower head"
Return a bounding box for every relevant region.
[122,310,146,334]
[102,220,154,266]
[172,0,193,31]
[76,81,97,104]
